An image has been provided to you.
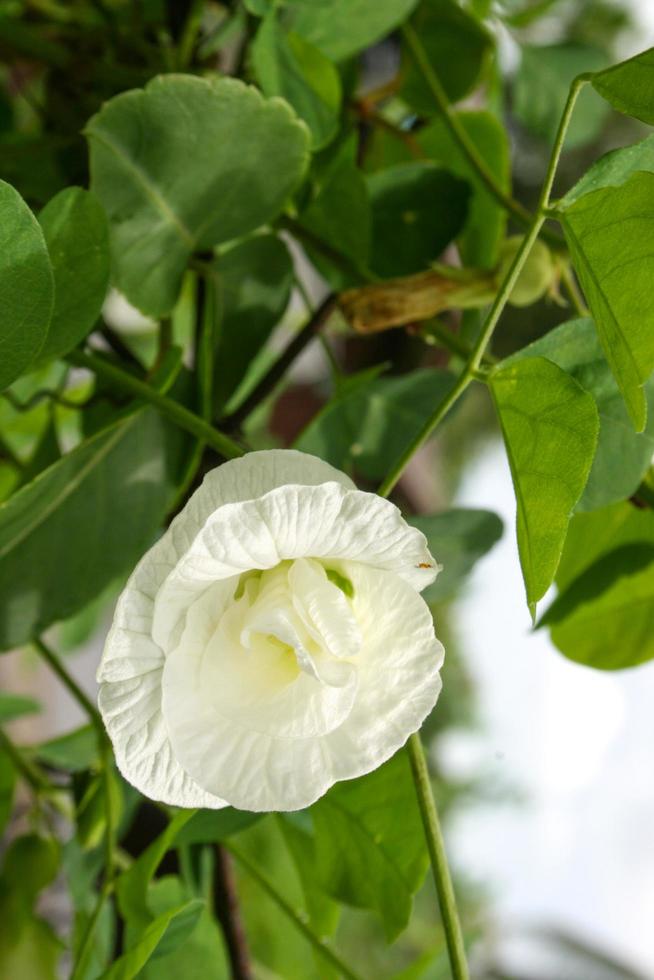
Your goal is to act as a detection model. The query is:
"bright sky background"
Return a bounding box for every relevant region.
[445,440,654,976]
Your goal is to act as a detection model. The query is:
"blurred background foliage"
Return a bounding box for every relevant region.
[0,1,653,978]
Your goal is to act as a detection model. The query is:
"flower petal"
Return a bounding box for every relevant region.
[325,561,444,777]
[97,450,353,805]
[159,560,442,812]
[152,482,438,651]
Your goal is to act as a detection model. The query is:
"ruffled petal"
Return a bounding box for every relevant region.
[152,482,438,650]
[97,450,353,804]
[159,560,442,812]
[325,561,444,778]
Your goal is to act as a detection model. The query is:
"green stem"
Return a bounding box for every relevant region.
[377,74,588,498]
[223,294,337,429]
[559,264,588,317]
[67,348,245,460]
[406,734,468,979]
[226,844,364,980]
[70,882,112,980]
[422,320,498,366]
[400,22,565,250]
[376,74,588,980]
[33,637,104,735]
[0,728,50,794]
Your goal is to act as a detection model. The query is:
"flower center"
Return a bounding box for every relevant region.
[229,558,361,689]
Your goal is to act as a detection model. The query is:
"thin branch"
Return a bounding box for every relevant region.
[213,845,253,980]
[66,348,245,460]
[34,637,104,734]
[400,23,566,250]
[406,734,468,979]
[223,294,338,430]
[226,843,364,980]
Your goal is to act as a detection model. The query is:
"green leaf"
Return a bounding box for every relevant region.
[490,356,599,614]
[2,834,60,906]
[408,508,503,601]
[299,157,371,286]
[135,878,229,979]
[175,809,263,846]
[401,0,493,112]
[514,43,608,148]
[556,500,654,591]
[0,407,185,650]
[295,368,456,481]
[0,692,41,723]
[561,133,654,207]
[558,172,654,431]
[367,163,469,278]
[310,751,428,941]
[417,111,510,268]
[100,901,204,980]
[540,542,654,670]
[252,14,341,150]
[0,180,54,390]
[511,318,654,510]
[0,834,62,980]
[86,75,310,316]
[19,419,61,487]
[36,188,110,363]
[288,0,419,61]
[212,235,293,412]
[278,815,340,936]
[36,725,99,772]
[117,810,195,928]
[592,47,654,126]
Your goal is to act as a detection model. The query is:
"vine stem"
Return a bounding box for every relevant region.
[33,637,104,735]
[66,348,245,460]
[400,22,565,251]
[406,733,467,979]
[378,74,588,498]
[226,843,365,980]
[34,637,118,979]
[213,845,253,980]
[377,74,589,980]
[222,294,338,429]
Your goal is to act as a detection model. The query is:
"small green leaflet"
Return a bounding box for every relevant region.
[310,751,428,941]
[100,901,204,980]
[490,356,599,615]
[401,0,492,112]
[0,180,54,390]
[0,407,185,650]
[592,46,654,126]
[540,543,654,671]
[116,810,195,928]
[514,43,608,148]
[0,692,41,723]
[212,235,293,413]
[558,171,654,431]
[288,0,419,61]
[510,318,654,511]
[296,368,457,481]
[37,187,110,363]
[133,878,230,979]
[367,163,470,278]
[252,14,341,150]
[86,75,309,316]
[561,132,654,206]
[539,503,654,671]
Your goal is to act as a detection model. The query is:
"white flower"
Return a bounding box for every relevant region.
[98,450,444,812]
